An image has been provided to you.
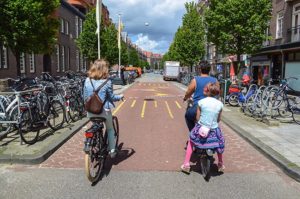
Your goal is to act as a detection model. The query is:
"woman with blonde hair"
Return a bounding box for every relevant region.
[83,59,124,157]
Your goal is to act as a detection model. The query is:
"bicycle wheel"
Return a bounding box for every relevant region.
[112,116,119,149]
[292,98,300,124]
[200,155,211,180]
[245,95,255,115]
[68,97,80,122]
[48,100,65,130]
[19,109,39,145]
[85,132,106,183]
[228,94,239,106]
[261,85,279,109]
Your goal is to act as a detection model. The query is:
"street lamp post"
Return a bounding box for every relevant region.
[118,14,122,77]
[96,0,102,59]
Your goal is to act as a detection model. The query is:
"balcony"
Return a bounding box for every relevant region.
[287,25,300,43]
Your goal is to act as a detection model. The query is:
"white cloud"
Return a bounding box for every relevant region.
[105,0,196,53]
[135,34,158,52]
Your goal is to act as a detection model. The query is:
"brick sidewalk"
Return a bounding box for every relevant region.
[222,105,300,182]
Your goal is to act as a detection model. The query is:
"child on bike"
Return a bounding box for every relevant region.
[181,82,225,174]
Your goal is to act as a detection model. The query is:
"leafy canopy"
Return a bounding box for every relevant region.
[0,0,59,54]
[205,0,272,58]
[166,2,205,67]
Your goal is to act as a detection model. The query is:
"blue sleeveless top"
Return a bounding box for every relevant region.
[192,76,217,104]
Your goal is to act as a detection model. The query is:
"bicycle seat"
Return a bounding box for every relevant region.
[89,117,106,122]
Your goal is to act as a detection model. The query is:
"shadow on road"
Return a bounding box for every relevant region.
[91,142,135,186]
[190,154,223,182]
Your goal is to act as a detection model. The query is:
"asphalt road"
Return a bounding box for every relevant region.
[0,73,300,199]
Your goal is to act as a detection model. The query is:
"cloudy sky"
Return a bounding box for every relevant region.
[104,0,195,54]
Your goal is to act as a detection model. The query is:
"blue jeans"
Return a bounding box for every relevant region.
[185,104,197,131]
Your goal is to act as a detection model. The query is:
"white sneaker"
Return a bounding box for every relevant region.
[109,149,117,158]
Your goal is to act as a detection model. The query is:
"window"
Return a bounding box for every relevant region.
[295,52,300,60]
[0,45,8,69]
[56,45,60,72]
[61,46,65,72]
[79,19,83,34]
[75,16,79,38]
[83,57,87,71]
[76,50,79,71]
[20,53,25,74]
[61,18,64,33]
[67,47,70,71]
[65,21,69,35]
[276,13,283,39]
[80,53,84,71]
[29,53,35,73]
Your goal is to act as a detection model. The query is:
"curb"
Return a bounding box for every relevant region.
[0,118,90,164]
[222,116,300,183]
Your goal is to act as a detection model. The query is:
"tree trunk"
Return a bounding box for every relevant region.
[237,53,241,74]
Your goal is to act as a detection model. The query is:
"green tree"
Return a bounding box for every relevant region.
[168,2,205,70]
[121,41,129,65]
[76,9,99,61]
[128,48,139,66]
[205,0,272,63]
[0,0,60,76]
[101,23,118,64]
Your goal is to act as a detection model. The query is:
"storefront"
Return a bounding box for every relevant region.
[251,55,271,85]
[285,51,300,92]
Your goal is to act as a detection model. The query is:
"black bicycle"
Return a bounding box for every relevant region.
[267,77,300,124]
[84,116,119,183]
[19,89,65,144]
[185,98,215,180]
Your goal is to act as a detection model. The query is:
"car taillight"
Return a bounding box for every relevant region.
[85,132,94,138]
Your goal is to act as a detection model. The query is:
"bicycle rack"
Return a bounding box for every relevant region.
[0,88,42,145]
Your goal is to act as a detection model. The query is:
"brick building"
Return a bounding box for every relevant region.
[0,0,111,79]
[251,0,300,90]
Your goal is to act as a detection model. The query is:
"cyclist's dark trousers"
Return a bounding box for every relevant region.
[185,104,197,131]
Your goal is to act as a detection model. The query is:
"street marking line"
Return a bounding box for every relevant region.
[165,101,174,119]
[175,101,182,109]
[141,101,147,118]
[131,100,136,108]
[113,100,126,115]
[155,93,168,97]
[154,101,157,108]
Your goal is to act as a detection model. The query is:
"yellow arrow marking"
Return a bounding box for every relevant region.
[141,101,147,118]
[175,101,182,109]
[131,100,136,108]
[165,101,174,119]
[155,93,168,97]
[154,101,157,108]
[113,100,126,115]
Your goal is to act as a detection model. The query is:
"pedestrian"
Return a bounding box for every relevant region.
[181,82,225,174]
[183,61,218,131]
[120,66,126,85]
[83,59,124,157]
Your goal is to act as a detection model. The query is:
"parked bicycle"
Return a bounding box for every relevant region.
[18,86,65,144]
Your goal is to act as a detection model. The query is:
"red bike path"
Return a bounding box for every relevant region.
[37,82,280,175]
